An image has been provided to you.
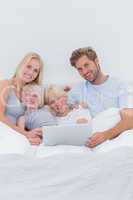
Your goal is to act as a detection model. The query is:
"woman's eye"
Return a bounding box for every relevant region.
[24,92,29,96]
[32,94,38,98]
[27,65,32,69]
[34,69,38,73]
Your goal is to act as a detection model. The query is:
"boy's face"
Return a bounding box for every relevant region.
[21,89,40,110]
[49,96,68,116]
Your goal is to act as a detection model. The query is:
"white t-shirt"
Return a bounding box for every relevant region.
[56,107,92,125]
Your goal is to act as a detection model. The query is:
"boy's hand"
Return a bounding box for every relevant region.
[77,118,88,124]
[64,85,71,92]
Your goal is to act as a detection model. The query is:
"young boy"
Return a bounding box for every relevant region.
[45,85,92,125]
[17,83,56,131]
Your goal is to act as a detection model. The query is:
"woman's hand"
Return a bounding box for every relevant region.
[28,137,42,145]
[25,128,43,145]
[32,128,43,137]
[85,132,107,148]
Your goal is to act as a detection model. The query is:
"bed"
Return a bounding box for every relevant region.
[0,120,133,200]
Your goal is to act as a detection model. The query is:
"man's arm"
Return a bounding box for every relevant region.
[106,108,133,138]
[86,108,133,148]
[87,80,133,148]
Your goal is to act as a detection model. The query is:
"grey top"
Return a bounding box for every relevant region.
[25,106,57,130]
[5,88,25,124]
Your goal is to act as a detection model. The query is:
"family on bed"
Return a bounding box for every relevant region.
[0,47,133,148]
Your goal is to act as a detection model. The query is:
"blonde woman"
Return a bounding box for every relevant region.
[0,52,44,145]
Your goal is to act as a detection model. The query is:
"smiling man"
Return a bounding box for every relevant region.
[68,47,133,148]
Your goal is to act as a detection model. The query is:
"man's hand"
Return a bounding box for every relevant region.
[85,132,107,148]
[120,108,133,119]
[120,108,133,129]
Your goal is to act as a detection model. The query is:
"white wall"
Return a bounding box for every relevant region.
[0,0,132,85]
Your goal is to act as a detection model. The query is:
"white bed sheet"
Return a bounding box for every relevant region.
[1,122,133,200]
[34,129,133,158]
[0,146,133,200]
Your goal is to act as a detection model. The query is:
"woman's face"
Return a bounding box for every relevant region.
[19,58,40,83]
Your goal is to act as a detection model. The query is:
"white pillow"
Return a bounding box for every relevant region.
[92,107,121,133]
[0,122,30,154]
[93,130,133,153]
[91,107,133,153]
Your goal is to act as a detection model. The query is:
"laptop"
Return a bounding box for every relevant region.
[42,123,92,146]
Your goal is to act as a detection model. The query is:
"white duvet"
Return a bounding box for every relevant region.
[0,146,133,200]
[0,121,133,200]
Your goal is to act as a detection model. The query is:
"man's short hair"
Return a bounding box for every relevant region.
[70,47,98,67]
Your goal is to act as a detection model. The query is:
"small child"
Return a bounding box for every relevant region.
[17,83,56,131]
[45,85,92,125]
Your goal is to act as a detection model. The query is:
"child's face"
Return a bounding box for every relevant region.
[48,96,69,116]
[21,89,40,110]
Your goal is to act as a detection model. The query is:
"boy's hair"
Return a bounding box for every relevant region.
[70,47,98,67]
[45,85,67,105]
[22,83,44,107]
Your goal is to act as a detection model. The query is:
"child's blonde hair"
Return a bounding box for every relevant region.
[45,85,67,105]
[22,83,44,107]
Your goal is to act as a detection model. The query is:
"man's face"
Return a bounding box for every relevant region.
[75,55,100,83]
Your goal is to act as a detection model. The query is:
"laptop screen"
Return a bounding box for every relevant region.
[43,123,92,146]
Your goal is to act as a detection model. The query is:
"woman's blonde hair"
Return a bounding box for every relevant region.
[45,85,67,105]
[13,52,44,85]
[22,83,44,107]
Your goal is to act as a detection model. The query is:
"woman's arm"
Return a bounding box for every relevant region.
[17,116,26,130]
[0,80,42,144]
[0,80,28,136]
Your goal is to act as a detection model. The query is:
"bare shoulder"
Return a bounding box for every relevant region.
[0,79,12,98]
[0,79,10,89]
